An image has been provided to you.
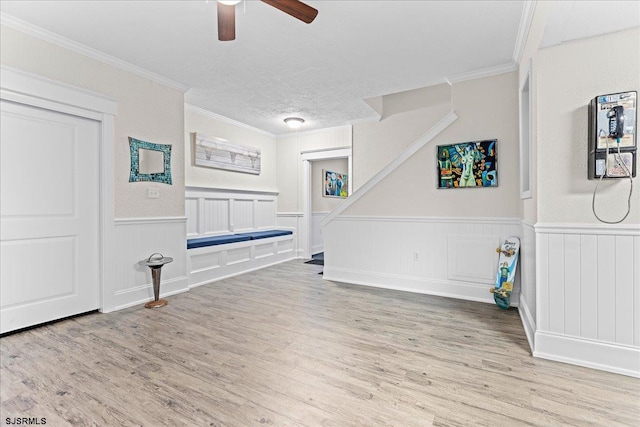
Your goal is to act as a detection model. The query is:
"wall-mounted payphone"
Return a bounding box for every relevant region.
[589,91,636,223]
[588,91,637,179]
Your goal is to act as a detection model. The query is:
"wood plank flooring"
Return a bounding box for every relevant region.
[1,260,639,426]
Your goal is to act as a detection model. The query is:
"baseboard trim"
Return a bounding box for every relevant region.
[534,331,640,378]
[323,267,519,307]
[111,275,189,312]
[518,294,535,354]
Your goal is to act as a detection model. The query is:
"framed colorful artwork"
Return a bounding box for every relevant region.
[437,140,497,189]
[323,170,348,198]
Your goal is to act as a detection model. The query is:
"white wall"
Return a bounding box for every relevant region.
[0,23,188,311]
[323,72,523,317]
[0,24,185,219]
[312,158,348,212]
[347,72,520,217]
[353,84,451,190]
[536,27,640,225]
[514,0,556,352]
[530,27,640,377]
[184,105,278,193]
[276,126,352,213]
[324,216,522,304]
[534,224,639,377]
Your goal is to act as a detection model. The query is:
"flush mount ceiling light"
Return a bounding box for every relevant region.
[284,117,305,129]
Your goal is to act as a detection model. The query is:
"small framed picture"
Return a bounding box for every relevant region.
[323,170,348,198]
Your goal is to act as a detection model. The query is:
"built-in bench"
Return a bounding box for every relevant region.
[187,230,293,249]
[185,187,297,288]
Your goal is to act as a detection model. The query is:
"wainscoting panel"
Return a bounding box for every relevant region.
[186,187,280,237]
[233,199,255,232]
[535,224,640,377]
[311,211,328,255]
[447,235,500,284]
[323,216,521,305]
[185,198,199,237]
[111,217,188,311]
[518,221,536,353]
[276,212,302,258]
[187,235,295,288]
[203,199,229,235]
[184,188,296,288]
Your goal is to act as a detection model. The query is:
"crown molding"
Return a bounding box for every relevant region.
[184,103,276,138]
[512,1,537,64]
[1,12,190,93]
[276,123,353,139]
[446,62,518,85]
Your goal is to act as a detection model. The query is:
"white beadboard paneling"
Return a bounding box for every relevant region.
[563,234,581,337]
[185,187,281,238]
[536,233,549,331]
[596,235,616,343]
[635,236,640,347]
[615,235,634,346]
[232,200,253,231]
[579,234,598,340]
[534,223,640,377]
[256,200,276,229]
[203,199,230,235]
[112,217,188,311]
[323,216,521,305]
[447,235,499,284]
[547,233,565,334]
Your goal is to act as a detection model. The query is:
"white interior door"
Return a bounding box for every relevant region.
[1,100,100,333]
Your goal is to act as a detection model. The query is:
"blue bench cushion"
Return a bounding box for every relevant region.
[235,230,293,240]
[187,234,251,249]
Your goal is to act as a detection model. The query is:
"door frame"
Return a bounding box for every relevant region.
[301,147,352,259]
[1,66,117,312]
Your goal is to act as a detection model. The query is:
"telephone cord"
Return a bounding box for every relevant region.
[591,134,634,224]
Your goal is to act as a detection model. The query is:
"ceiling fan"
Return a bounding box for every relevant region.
[217,0,318,41]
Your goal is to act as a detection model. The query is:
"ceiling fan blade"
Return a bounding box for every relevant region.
[260,0,318,24]
[217,2,236,41]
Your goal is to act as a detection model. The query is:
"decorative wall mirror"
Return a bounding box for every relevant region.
[128,137,172,184]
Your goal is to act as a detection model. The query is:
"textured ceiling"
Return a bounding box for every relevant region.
[1,1,638,135]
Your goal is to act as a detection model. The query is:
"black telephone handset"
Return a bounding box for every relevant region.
[607,105,625,140]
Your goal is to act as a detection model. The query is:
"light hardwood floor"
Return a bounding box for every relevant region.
[1,260,639,426]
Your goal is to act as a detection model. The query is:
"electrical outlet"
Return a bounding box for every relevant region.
[148,187,160,199]
[413,252,419,261]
